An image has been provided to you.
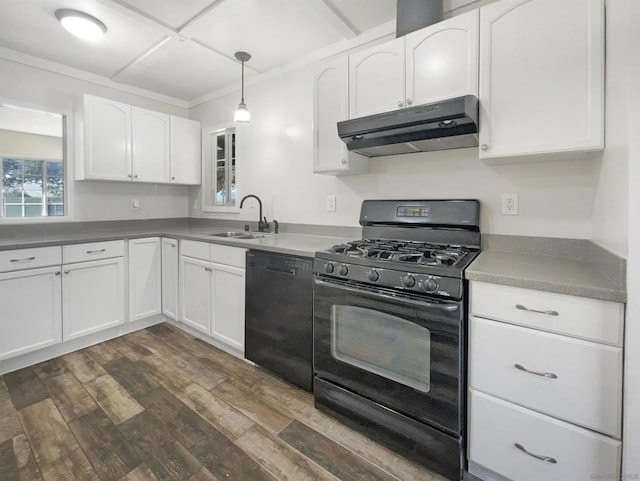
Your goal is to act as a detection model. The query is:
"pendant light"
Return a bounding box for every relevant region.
[55,9,107,41]
[234,51,252,123]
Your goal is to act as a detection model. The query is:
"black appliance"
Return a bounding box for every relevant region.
[313,199,480,481]
[245,251,313,392]
[337,95,479,157]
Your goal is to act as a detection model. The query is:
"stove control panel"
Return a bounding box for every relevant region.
[314,259,462,299]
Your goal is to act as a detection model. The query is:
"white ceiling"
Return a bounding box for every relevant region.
[0,0,398,104]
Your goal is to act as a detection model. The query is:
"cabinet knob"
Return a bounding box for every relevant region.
[134,174,138,179]
[171,176,175,180]
[397,101,404,108]
[406,98,413,106]
[480,144,489,151]
[127,174,133,178]
[54,271,61,276]
[341,159,347,165]
[64,270,70,274]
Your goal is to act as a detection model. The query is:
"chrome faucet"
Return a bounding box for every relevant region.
[239,194,269,232]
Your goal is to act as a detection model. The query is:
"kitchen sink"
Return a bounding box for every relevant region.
[208,232,268,240]
[209,232,245,237]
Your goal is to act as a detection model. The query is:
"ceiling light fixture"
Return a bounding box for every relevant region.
[233,51,252,123]
[55,9,107,42]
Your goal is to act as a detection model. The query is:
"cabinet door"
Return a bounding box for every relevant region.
[161,238,179,320]
[479,0,604,160]
[129,237,161,322]
[405,9,478,106]
[170,116,202,185]
[62,257,126,341]
[0,266,62,361]
[349,37,405,118]
[132,107,171,183]
[83,95,132,181]
[179,256,211,334]
[313,57,367,175]
[211,263,245,353]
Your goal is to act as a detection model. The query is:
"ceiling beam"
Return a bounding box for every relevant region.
[176,0,228,33]
[309,0,360,39]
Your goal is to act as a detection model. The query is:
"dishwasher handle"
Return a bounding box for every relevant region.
[264,265,297,276]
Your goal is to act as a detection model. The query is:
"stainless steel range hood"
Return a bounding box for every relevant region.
[337,95,479,157]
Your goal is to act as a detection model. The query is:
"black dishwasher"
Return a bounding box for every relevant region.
[245,250,313,392]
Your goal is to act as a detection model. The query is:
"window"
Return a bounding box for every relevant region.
[0,103,66,220]
[202,126,237,212]
[2,159,64,217]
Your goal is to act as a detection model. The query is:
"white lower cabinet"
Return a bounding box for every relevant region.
[161,238,179,320]
[468,281,624,481]
[129,238,162,322]
[0,265,62,361]
[179,241,247,354]
[62,245,126,341]
[469,391,621,481]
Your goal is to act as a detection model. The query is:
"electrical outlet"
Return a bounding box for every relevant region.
[501,193,519,215]
[131,199,140,210]
[326,195,336,212]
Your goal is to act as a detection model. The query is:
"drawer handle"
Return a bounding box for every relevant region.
[515,304,559,316]
[514,443,558,464]
[514,363,558,379]
[10,256,36,263]
[86,249,107,255]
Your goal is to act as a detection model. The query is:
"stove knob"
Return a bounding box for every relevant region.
[338,264,349,276]
[402,275,416,288]
[424,278,439,293]
[324,263,334,274]
[368,270,380,282]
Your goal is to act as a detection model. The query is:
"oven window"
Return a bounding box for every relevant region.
[331,305,431,393]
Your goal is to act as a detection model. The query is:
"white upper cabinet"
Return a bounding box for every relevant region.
[349,11,479,119]
[132,107,171,183]
[81,95,132,181]
[349,37,406,118]
[405,9,478,105]
[478,0,605,162]
[170,116,202,185]
[313,56,367,175]
[77,94,201,184]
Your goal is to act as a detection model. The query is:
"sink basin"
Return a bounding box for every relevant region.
[208,232,268,239]
[209,232,245,237]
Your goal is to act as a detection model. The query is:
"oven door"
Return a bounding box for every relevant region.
[313,276,463,434]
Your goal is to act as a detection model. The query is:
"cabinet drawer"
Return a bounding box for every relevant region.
[468,390,621,481]
[0,246,61,272]
[180,240,210,261]
[63,240,124,264]
[470,316,622,437]
[211,244,246,268]
[470,281,624,346]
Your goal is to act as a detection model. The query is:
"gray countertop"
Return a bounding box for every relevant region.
[0,221,352,258]
[466,235,626,303]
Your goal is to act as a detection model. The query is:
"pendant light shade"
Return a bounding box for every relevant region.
[234,51,251,123]
[55,9,107,41]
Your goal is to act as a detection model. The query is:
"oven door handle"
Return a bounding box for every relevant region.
[314,278,459,312]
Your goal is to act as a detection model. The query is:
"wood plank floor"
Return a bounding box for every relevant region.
[0,323,444,481]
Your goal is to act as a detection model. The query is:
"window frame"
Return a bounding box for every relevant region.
[201,124,240,214]
[0,99,73,224]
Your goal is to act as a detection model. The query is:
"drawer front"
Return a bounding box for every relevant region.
[210,244,246,268]
[470,316,622,437]
[63,240,125,264]
[0,246,61,272]
[180,240,210,261]
[469,390,621,481]
[470,281,624,346]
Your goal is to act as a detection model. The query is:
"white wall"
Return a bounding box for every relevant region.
[0,129,62,160]
[590,0,630,258]
[190,63,599,238]
[0,58,191,222]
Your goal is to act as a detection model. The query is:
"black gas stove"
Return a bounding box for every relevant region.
[313,199,480,481]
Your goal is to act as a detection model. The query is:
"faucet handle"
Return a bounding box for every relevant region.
[259,217,269,232]
[273,219,279,234]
